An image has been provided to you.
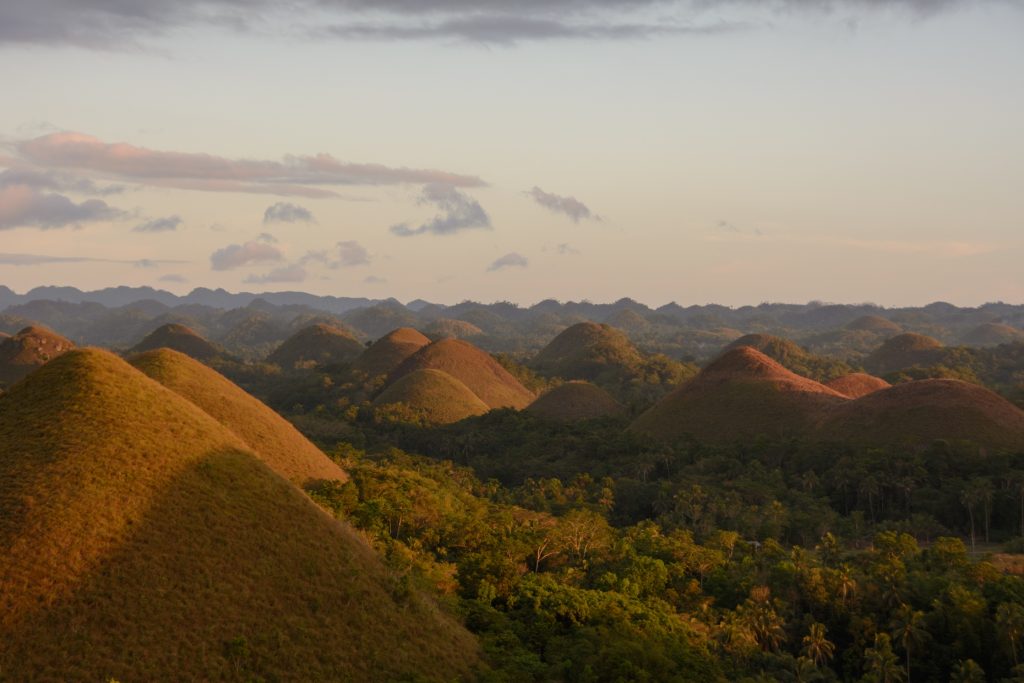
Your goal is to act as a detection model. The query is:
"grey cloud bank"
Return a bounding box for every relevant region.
[264,202,315,223]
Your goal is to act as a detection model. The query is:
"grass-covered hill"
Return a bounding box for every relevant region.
[724,333,853,382]
[0,348,479,681]
[824,372,892,398]
[526,381,626,421]
[960,322,1024,347]
[390,338,535,409]
[130,347,347,486]
[844,314,903,334]
[531,321,644,383]
[374,368,490,424]
[631,346,848,442]
[0,325,75,388]
[129,322,225,361]
[817,378,1024,451]
[864,332,946,374]
[424,318,485,340]
[267,323,365,370]
[353,326,431,378]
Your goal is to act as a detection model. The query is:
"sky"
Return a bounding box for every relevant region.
[0,0,1022,307]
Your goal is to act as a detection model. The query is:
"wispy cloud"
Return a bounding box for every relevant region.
[0,167,124,195]
[210,239,285,270]
[301,240,373,268]
[263,202,314,223]
[556,243,581,255]
[364,275,387,284]
[487,252,529,271]
[132,215,182,233]
[391,183,491,237]
[15,132,486,198]
[527,186,599,223]
[0,252,185,266]
[159,273,188,283]
[245,264,308,283]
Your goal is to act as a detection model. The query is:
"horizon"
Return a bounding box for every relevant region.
[2,0,1023,306]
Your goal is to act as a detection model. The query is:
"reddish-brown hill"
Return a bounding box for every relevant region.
[527,381,627,421]
[631,347,848,442]
[390,338,534,409]
[816,379,1024,451]
[353,327,431,377]
[0,326,75,387]
[825,373,892,399]
[129,323,223,361]
[0,348,478,681]
[424,318,485,340]
[131,348,347,486]
[374,368,490,423]
[267,323,364,369]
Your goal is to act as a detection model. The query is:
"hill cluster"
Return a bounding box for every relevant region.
[0,325,75,388]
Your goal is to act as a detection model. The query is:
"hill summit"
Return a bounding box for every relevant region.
[353,327,431,377]
[531,321,644,382]
[267,323,364,369]
[129,323,224,361]
[825,372,892,399]
[374,368,490,423]
[0,325,75,388]
[0,348,478,681]
[864,332,945,374]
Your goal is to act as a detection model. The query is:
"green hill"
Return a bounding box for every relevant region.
[0,348,479,681]
[531,321,644,382]
[864,332,946,374]
[129,323,224,361]
[267,323,365,369]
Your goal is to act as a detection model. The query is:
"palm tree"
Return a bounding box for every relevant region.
[890,604,927,681]
[863,633,905,683]
[802,622,835,669]
[997,603,1024,667]
[949,659,985,683]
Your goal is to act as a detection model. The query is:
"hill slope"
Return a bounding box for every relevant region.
[0,325,75,387]
[531,321,644,382]
[845,315,902,334]
[0,348,478,681]
[825,373,892,399]
[816,379,1024,451]
[268,323,364,369]
[129,323,224,361]
[353,327,431,377]
[390,338,535,409]
[864,333,945,374]
[631,347,847,442]
[961,323,1024,347]
[374,368,490,423]
[527,381,627,421]
[130,348,347,485]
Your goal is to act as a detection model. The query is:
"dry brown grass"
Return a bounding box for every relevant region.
[390,338,535,409]
[826,372,892,399]
[129,322,224,361]
[424,318,485,340]
[0,325,75,387]
[0,348,479,681]
[375,368,490,423]
[130,347,348,485]
[527,381,626,421]
[267,323,365,369]
[353,326,431,377]
[630,347,848,443]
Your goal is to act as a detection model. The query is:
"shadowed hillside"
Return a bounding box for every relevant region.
[864,332,945,374]
[961,322,1024,347]
[845,314,902,334]
[129,323,224,361]
[374,368,490,424]
[817,379,1024,451]
[0,348,478,681]
[0,325,75,388]
[526,381,626,421]
[268,323,364,370]
[390,338,535,409]
[531,322,643,382]
[353,327,431,377]
[131,348,347,486]
[631,347,847,442]
[825,372,892,399]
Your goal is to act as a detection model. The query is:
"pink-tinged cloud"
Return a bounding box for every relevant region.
[0,185,124,230]
[210,240,285,270]
[17,132,487,195]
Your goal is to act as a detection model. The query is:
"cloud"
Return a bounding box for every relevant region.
[0,252,184,266]
[556,243,581,255]
[16,132,486,197]
[0,185,125,230]
[364,275,387,284]
[210,239,285,270]
[713,220,763,236]
[263,202,315,223]
[244,264,308,284]
[487,252,529,271]
[300,240,373,268]
[527,186,599,223]
[391,183,491,237]
[0,167,124,195]
[132,215,182,233]
[159,273,188,283]
[257,232,278,243]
